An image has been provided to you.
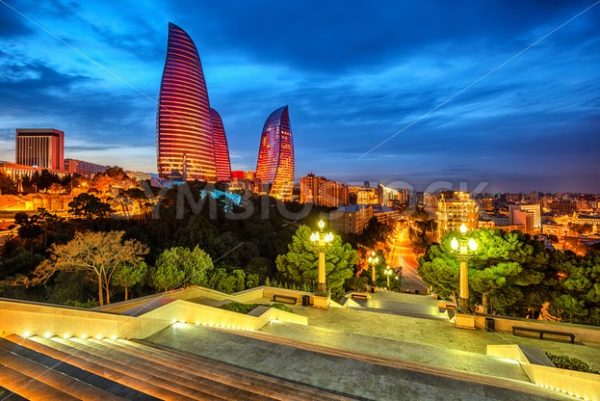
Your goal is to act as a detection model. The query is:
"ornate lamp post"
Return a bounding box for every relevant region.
[310,219,334,294]
[367,251,379,292]
[450,223,478,312]
[384,266,393,289]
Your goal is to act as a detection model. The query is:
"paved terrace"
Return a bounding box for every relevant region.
[281,292,600,372]
[147,325,571,401]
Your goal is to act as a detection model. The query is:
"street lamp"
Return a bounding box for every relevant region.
[450,223,478,312]
[367,251,379,292]
[384,266,393,289]
[310,219,334,294]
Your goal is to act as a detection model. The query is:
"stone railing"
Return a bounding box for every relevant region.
[488,344,600,401]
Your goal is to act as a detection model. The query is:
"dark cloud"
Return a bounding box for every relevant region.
[176,0,599,72]
[0,3,33,37]
[0,0,599,191]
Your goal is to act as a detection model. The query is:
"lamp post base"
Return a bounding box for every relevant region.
[458,297,469,313]
[316,282,327,295]
[312,294,330,309]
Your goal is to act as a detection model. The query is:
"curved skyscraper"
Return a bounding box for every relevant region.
[210,108,232,181]
[156,22,216,181]
[255,106,295,200]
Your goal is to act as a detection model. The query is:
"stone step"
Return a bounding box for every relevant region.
[0,337,158,401]
[134,338,356,401]
[0,345,124,401]
[117,338,325,401]
[7,334,191,401]
[70,337,272,401]
[0,387,28,401]
[0,363,79,401]
[44,336,225,401]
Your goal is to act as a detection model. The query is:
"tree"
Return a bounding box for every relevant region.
[420,229,547,313]
[113,261,148,300]
[69,193,112,219]
[151,246,213,292]
[22,231,148,305]
[276,225,357,295]
[409,206,436,255]
[0,172,15,194]
[15,212,43,253]
[552,251,600,325]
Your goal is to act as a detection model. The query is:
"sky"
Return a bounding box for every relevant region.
[0,0,599,193]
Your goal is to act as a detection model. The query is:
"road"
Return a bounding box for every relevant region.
[387,224,428,294]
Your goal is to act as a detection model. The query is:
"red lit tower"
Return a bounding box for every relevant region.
[156,22,216,181]
[255,106,295,200]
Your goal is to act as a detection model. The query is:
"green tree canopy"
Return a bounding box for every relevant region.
[420,229,548,313]
[21,231,148,305]
[113,261,148,301]
[151,246,213,292]
[275,225,357,296]
[69,193,113,219]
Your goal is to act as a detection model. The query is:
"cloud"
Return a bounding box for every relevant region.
[0,4,33,37]
[0,0,599,192]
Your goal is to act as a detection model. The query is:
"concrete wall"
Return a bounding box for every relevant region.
[0,299,135,340]
[96,285,314,315]
[488,344,600,401]
[0,293,307,342]
[475,315,600,344]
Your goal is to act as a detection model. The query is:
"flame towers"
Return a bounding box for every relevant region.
[157,22,220,181]
[255,106,295,200]
[210,108,232,181]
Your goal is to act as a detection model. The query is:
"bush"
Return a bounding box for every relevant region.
[219,302,258,314]
[271,303,294,313]
[64,299,98,309]
[546,353,599,374]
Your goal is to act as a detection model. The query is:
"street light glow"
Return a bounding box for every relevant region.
[468,238,478,251]
[450,237,459,250]
[318,219,325,230]
[459,223,468,234]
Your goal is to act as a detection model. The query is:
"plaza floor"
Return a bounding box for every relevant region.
[147,325,570,401]
[283,293,600,372]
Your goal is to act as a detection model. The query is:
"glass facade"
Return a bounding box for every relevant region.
[209,108,232,181]
[255,106,295,200]
[156,22,216,181]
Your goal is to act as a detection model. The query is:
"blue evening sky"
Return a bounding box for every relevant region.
[0,0,599,192]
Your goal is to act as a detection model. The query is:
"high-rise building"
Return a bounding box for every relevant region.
[255,106,295,201]
[64,159,107,177]
[329,205,373,234]
[509,204,542,234]
[156,22,216,181]
[15,128,64,171]
[210,108,232,181]
[300,173,348,207]
[436,191,479,241]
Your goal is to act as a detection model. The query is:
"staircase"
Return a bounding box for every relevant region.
[0,335,357,401]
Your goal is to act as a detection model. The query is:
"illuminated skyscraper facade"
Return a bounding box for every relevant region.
[210,108,232,181]
[156,22,216,181]
[255,106,295,200]
[15,128,64,171]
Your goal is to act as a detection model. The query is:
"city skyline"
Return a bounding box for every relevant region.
[0,1,599,192]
